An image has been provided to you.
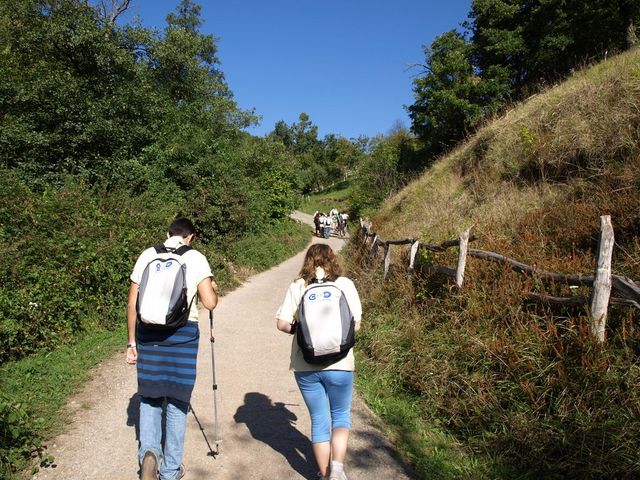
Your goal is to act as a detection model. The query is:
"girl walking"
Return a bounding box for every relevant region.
[276,244,362,480]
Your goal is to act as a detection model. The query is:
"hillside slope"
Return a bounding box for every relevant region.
[377,48,639,256]
[349,48,640,479]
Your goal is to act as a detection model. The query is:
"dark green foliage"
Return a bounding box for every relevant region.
[0,171,183,362]
[0,394,44,479]
[268,113,367,195]
[0,0,299,360]
[226,219,311,271]
[409,31,508,163]
[350,129,420,217]
[409,0,640,166]
[470,0,640,91]
[0,0,161,187]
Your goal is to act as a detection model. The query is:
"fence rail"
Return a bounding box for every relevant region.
[359,215,640,343]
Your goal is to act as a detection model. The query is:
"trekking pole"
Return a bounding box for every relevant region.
[209,310,221,454]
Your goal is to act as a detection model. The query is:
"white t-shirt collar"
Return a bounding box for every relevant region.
[164,235,187,250]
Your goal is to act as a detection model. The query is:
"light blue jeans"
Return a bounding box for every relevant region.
[138,396,189,480]
[294,370,353,443]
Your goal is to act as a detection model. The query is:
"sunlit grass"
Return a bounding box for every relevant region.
[298,179,354,215]
[349,47,640,478]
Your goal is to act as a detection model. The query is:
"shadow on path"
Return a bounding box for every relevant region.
[126,393,140,441]
[234,392,317,479]
[127,394,217,458]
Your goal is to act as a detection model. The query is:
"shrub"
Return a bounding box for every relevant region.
[0,394,49,479]
[0,173,187,362]
[226,219,311,271]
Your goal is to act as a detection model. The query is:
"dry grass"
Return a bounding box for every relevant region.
[351,47,640,478]
[375,47,640,246]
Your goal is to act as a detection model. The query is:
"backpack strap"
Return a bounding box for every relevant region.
[173,245,192,256]
[152,244,192,255]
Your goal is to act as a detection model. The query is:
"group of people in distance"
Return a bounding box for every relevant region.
[313,208,349,239]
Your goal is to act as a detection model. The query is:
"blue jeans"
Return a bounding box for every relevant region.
[294,370,353,443]
[138,396,189,480]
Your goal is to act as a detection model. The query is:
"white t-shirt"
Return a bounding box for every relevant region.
[276,276,362,372]
[130,236,213,322]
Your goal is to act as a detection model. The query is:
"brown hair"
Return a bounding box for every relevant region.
[298,244,342,283]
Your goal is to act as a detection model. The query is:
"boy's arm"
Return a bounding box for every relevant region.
[126,282,138,364]
[197,277,218,311]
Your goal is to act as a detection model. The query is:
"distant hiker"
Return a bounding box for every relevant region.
[340,211,348,235]
[330,207,339,224]
[318,213,327,238]
[336,211,348,238]
[276,244,362,480]
[322,213,332,238]
[126,217,219,480]
[313,211,321,237]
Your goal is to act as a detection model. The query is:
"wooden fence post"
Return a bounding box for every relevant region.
[383,244,391,279]
[367,235,379,265]
[408,240,420,272]
[456,228,471,287]
[590,215,614,343]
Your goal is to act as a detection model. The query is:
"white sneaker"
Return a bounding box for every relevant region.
[329,472,347,480]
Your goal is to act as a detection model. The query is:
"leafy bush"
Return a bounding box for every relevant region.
[226,219,311,271]
[0,392,55,479]
[0,172,185,362]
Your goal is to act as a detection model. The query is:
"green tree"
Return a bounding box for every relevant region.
[321,134,365,180]
[268,113,325,193]
[409,30,506,161]
[469,0,640,93]
[350,130,417,216]
[0,0,159,186]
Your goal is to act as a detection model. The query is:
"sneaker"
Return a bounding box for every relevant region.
[329,472,348,480]
[140,451,158,480]
[177,464,186,479]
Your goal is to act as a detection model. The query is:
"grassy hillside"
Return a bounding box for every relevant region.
[298,179,354,215]
[348,48,640,479]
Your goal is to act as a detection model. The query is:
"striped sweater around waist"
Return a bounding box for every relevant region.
[136,320,200,403]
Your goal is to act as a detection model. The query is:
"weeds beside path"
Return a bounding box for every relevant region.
[33,212,415,480]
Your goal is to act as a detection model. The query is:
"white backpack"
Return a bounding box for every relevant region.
[136,244,193,329]
[297,281,355,364]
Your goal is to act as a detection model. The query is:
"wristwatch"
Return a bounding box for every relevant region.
[127,343,136,348]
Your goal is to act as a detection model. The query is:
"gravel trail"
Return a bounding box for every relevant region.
[35,212,415,480]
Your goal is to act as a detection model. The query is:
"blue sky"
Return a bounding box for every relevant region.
[121,1,472,139]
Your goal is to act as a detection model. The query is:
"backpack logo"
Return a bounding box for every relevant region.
[137,245,194,330]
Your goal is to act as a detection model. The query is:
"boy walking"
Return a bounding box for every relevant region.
[126,218,218,480]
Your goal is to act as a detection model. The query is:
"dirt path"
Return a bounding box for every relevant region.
[35,212,415,480]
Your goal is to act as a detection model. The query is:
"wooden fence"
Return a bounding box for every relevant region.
[359,215,640,343]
